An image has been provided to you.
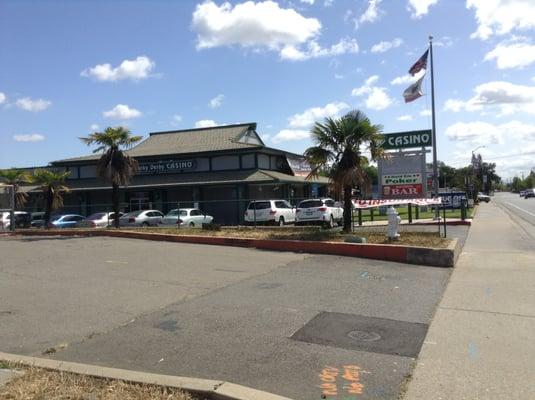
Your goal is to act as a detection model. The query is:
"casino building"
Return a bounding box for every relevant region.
[36,123,329,225]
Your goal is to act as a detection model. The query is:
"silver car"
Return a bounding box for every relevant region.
[161,208,214,228]
[119,210,164,227]
[77,212,125,228]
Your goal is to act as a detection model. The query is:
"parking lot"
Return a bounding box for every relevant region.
[0,235,451,399]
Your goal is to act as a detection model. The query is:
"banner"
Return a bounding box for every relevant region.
[352,198,442,209]
[286,156,312,177]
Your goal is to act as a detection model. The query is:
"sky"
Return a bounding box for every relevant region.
[1,0,534,179]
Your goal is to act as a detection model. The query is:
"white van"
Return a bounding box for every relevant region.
[244,200,296,226]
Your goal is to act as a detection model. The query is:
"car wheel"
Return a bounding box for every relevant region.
[325,215,334,229]
[142,222,149,227]
[189,222,195,227]
[278,216,285,226]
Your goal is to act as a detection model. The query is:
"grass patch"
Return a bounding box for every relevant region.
[126,226,450,248]
[0,364,195,400]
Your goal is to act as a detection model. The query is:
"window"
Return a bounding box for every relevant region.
[324,200,335,207]
[248,201,271,210]
[275,201,290,209]
[190,209,202,216]
[298,200,323,208]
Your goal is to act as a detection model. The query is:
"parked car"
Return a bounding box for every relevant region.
[161,208,214,227]
[119,210,164,227]
[477,192,491,203]
[295,198,343,228]
[244,200,296,226]
[519,190,526,197]
[48,214,87,229]
[524,188,535,199]
[30,212,46,227]
[0,211,31,230]
[77,212,125,228]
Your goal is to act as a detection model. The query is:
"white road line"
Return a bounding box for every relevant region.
[505,202,535,217]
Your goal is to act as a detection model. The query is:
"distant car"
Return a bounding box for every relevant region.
[295,198,344,228]
[119,210,164,227]
[161,208,214,228]
[77,212,125,228]
[244,200,296,226]
[519,190,527,197]
[49,214,87,229]
[477,192,491,203]
[524,188,535,199]
[0,211,31,230]
[30,212,46,227]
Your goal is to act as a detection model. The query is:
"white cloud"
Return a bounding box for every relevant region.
[358,0,384,26]
[288,102,349,128]
[195,119,218,128]
[445,121,504,144]
[192,1,320,52]
[15,97,51,112]
[300,0,315,4]
[89,124,100,132]
[172,115,182,123]
[467,0,535,40]
[209,94,225,108]
[420,109,432,116]
[0,92,6,104]
[351,75,393,110]
[81,56,155,82]
[390,70,425,85]
[443,81,535,115]
[484,41,535,69]
[371,38,403,53]
[407,0,438,19]
[324,0,334,6]
[397,114,413,121]
[280,37,359,61]
[102,104,142,119]
[13,134,45,142]
[272,129,310,143]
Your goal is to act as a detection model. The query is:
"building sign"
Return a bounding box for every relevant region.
[378,152,427,199]
[381,130,432,150]
[441,192,467,209]
[137,159,197,175]
[286,156,312,177]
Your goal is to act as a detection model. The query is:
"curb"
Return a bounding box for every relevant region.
[0,352,293,400]
[6,229,458,267]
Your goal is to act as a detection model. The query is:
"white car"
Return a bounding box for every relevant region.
[0,211,31,230]
[119,210,164,227]
[161,208,214,228]
[77,212,125,228]
[244,200,296,226]
[295,198,343,228]
[477,192,491,203]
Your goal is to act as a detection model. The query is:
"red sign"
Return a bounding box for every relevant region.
[382,184,422,198]
[352,197,442,209]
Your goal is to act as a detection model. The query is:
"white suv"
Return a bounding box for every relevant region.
[295,198,343,228]
[244,200,296,226]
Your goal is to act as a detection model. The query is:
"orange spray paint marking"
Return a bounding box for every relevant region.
[319,366,339,395]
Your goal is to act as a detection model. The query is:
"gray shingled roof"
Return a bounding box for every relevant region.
[54,123,262,163]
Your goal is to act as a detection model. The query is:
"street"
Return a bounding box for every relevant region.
[493,192,535,239]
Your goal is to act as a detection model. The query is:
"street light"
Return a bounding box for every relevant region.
[471,145,486,200]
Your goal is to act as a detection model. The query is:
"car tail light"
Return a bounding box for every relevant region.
[90,221,97,227]
[296,209,301,213]
[269,210,276,215]
[318,207,327,211]
[128,218,135,223]
[177,219,183,225]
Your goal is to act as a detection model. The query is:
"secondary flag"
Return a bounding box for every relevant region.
[408,49,429,76]
[403,75,425,103]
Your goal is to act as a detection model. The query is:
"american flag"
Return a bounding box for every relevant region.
[408,49,429,76]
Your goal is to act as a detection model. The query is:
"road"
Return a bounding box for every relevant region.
[492,192,535,239]
[0,235,454,399]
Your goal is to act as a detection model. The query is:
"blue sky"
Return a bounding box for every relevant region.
[1,0,534,178]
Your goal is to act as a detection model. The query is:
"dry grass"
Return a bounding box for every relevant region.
[127,226,450,248]
[0,364,196,400]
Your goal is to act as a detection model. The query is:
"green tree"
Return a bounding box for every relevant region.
[0,169,30,209]
[31,169,70,228]
[80,127,142,228]
[304,110,384,232]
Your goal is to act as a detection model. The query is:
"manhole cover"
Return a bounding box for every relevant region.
[347,330,381,342]
[291,311,428,357]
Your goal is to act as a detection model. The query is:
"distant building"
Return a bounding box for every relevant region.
[23,123,328,225]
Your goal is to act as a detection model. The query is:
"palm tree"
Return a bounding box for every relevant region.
[0,169,31,209]
[304,110,385,233]
[80,127,142,228]
[31,169,70,228]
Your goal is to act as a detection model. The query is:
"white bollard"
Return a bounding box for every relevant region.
[387,206,401,240]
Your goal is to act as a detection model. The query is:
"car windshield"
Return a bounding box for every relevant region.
[298,200,323,208]
[87,213,106,220]
[166,209,188,217]
[122,211,144,218]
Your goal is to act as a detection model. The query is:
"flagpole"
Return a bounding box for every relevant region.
[429,35,439,206]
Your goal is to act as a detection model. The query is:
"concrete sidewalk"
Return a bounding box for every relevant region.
[403,202,535,399]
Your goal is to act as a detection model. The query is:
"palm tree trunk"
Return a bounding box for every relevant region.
[44,189,53,229]
[112,183,120,228]
[343,185,353,233]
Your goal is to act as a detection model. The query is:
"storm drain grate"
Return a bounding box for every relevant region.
[291,311,428,358]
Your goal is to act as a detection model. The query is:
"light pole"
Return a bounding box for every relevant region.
[471,145,486,201]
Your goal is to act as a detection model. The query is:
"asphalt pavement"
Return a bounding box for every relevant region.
[0,234,452,399]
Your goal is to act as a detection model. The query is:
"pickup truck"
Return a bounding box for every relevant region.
[295,198,343,228]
